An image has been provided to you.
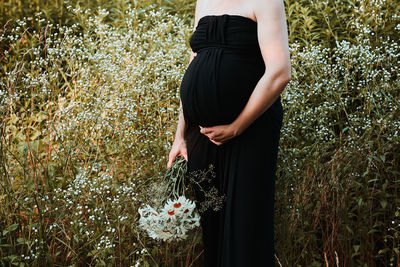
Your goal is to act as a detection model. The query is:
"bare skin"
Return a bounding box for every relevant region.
[167,0,291,168]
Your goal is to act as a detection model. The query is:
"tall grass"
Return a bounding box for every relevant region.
[0,5,203,266]
[274,1,400,265]
[0,0,399,266]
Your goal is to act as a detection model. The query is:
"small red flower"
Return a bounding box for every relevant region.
[184,209,189,213]
[168,210,175,215]
[173,202,181,208]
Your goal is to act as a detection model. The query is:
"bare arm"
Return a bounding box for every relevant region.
[231,0,291,135]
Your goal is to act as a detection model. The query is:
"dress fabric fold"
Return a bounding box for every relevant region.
[179,14,283,267]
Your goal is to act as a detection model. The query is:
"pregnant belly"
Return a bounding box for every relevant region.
[180,49,265,127]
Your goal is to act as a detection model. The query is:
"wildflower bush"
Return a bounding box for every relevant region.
[1,0,400,266]
[0,4,203,266]
[276,37,400,266]
[274,0,400,266]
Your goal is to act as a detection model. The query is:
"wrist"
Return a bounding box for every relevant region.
[230,120,243,137]
[175,130,185,141]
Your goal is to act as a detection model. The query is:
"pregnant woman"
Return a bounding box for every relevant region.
[167,0,291,265]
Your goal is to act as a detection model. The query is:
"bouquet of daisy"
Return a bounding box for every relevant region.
[137,156,201,242]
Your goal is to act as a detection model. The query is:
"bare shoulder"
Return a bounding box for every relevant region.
[253,0,291,78]
[253,0,286,22]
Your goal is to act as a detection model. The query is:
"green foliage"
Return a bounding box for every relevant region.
[274,1,400,265]
[0,0,400,266]
[284,0,400,48]
[0,4,201,266]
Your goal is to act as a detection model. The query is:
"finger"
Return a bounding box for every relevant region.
[212,132,221,138]
[200,130,211,138]
[211,134,223,142]
[211,139,223,146]
[178,149,188,162]
[213,135,229,143]
[209,136,218,143]
[167,151,177,168]
[200,126,212,134]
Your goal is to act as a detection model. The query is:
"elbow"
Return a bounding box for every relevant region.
[280,71,291,85]
[276,67,291,92]
[281,63,292,84]
[264,63,292,92]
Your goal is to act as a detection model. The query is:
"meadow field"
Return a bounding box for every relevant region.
[0,0,399,266]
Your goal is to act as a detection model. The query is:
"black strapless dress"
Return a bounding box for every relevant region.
[179,14,283,267]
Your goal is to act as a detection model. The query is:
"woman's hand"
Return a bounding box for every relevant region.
[167,137,188,168]
[199,124,238,146]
